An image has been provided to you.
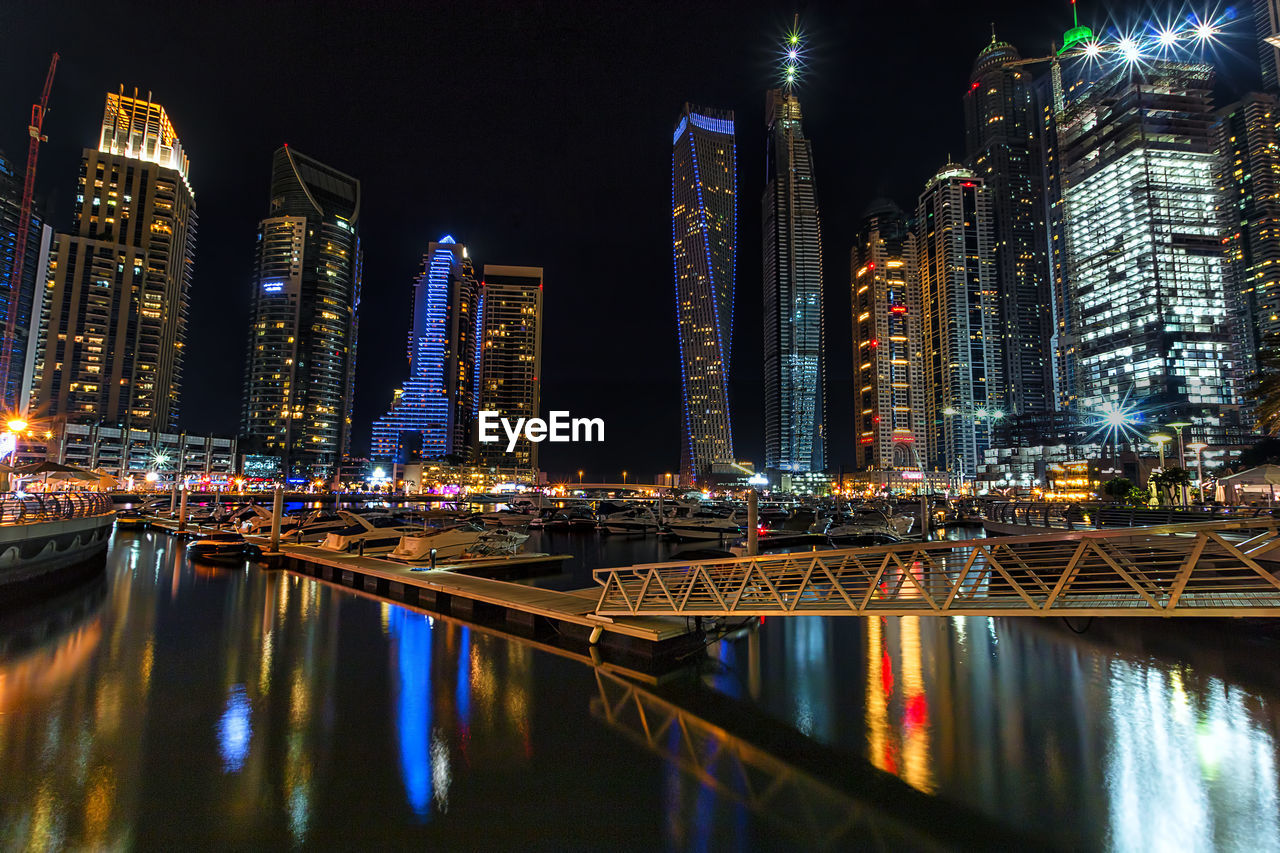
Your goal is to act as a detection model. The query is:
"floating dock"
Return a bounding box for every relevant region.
[144,519,702,665]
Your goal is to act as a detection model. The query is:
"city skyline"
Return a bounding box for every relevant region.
[1,0,1267,478]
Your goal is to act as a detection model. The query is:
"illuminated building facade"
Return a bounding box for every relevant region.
[372,238,479,465]
[1216,92,1280,386]
[762,88,825,478]
[1059,62,1237,432]
[241,146,361,480]
[850,200,925,470]
[1256,0,1280,92]
[672,103,736,485]
[31,89,196,432]
[916,164,1002,478]
[0,151,52,412]
[474,265,543,470]
[964,35,1054,417]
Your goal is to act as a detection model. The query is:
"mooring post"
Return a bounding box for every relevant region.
[177,483,188,534]
[269,485,283,553]
[920,491,930,541]
[430,548,437,570]
[747,489,759,556]
[170,483,178,517]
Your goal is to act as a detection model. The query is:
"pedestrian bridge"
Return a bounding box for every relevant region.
[593,519,1280,618]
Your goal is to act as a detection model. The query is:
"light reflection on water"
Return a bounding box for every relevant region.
[0,529,1279,848]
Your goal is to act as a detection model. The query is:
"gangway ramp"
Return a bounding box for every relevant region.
[593,519,1280,618]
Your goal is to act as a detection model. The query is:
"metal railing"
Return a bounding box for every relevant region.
[0,492,115,525]
[594,518,1280,618]
[983,501,1277,530]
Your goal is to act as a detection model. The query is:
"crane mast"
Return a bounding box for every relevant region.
[2,52,59,412]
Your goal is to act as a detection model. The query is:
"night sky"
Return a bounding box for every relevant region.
[1,0,1262,482]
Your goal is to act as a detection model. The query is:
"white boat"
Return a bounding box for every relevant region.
[827,509,904,546]
[319,515,424,553]
[388,524,528,563]
[666,510,744,542]
[598,505,660,535]
[286,510,361,542]
[474,508,533,528]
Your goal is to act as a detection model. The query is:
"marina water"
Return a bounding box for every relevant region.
[1,526,1278,849]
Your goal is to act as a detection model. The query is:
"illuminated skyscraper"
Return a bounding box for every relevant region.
[31,89,195,431]
[672,103,736,485]
[850,200,925,470]
[762,87,825,478]
[240,146,361,480]
[474,265,543,470]
[1216,93,1280,387]
[1059,61,1238,435]
[916,164,1002,478]
[1256,0,1280,92]
[372,238,480,465]
[964,35,1054,418]
[0,151,51,413]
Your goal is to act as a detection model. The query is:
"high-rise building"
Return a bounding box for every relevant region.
[1256,0,1280,92]
[964,35,1054,418]
[850,200,925,470]
[372,237,480,465]
[240,146,362,480]
[672,103,736,485]
[30,89,196,431]
[762,88,825,479]
[0,151,52,413]
[474,265,543,470]
[916,164,1002,478]
[1059,61,1237,437]
[1216,92,1280,389]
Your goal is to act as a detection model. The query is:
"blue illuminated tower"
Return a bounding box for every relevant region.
[241,145,361,480]
[762,25,825,482]
[372,237,480,465]
[672,103,736,485]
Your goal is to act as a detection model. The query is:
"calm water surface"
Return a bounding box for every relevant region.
[1,527,1279,850]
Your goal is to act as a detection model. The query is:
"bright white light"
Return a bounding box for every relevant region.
[1104,409,1129,427]
[1194,22,1217,40]
[1084,40,1102,58]
[1118,38,1142,62]
[787,48,798,60]
[1157,28,1180,47]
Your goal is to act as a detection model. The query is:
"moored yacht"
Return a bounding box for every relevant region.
[319,515,423,553]
[598,504,660,535]
[666,509,744,542]
[388,524,528,563]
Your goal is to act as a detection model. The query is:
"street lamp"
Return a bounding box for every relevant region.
[1167,421,1192,508]
[1187,442,1208,504]
[578,469,584,485]
[1150,434,1171,505]
[621,470,627,486]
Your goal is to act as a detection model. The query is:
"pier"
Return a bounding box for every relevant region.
[146,519,704,664]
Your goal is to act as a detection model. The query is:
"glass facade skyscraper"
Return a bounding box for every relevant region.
[372,238,480,466]
[474,265,543,471]
[916,164,1001,478]
[850,200,925,470]
[964,35,1054,418]
[1216,91,1280,389]
[31,89,196,432]
[241,146,362,480]
[672,103,736,485]
[1059,62,1237,433]
[0,151,50,413]
[762,88,825,478]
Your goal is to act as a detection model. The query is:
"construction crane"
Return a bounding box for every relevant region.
[1,51,58,410]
